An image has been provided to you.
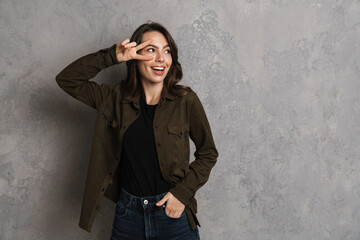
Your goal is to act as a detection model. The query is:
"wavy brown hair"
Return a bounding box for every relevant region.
[120,21,191,99]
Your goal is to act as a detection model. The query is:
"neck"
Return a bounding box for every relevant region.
[140,81,163,105]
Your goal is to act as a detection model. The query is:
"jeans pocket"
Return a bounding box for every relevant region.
[162,205,186,219]
[115,197,129,218]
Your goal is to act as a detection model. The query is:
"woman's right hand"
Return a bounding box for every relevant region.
[116,39,154,63]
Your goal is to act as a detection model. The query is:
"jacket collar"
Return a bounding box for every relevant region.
[118,85,178,105]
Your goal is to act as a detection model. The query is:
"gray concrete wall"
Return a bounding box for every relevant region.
[1,0,360,239]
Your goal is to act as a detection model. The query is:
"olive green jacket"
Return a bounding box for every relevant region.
[55,43,219,233]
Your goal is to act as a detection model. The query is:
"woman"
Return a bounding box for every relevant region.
[56,21,218,239]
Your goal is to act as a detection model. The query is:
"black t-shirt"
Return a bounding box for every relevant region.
[119,92,173,197]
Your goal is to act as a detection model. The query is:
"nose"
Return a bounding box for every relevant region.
[155,51,164,62]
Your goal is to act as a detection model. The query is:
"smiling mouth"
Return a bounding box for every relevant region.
[150,67,166,75]
[151,67,165,71]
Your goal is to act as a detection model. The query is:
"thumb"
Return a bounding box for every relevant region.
[156,195,168,206]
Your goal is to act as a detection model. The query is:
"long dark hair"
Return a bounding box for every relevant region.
[120,21,191,99]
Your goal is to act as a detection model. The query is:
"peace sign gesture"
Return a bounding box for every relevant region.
[116,39,154,63]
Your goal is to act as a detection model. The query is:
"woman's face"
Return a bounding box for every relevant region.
[136,31,172,85]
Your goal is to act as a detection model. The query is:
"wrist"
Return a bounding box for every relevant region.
[110,44,121,65]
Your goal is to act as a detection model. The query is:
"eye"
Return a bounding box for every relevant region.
[165,49,171,54]
[147,48,155,52]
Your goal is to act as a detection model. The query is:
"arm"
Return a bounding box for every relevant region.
[169,92,219,206]
[55,44,120,109]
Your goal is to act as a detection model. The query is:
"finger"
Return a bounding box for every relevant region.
[156,195,168,206]
[174,209,183,218]
[135,54,154,61]
[124,41,137,48]
[135,39,153,51]
[156,197,167,206]
[166,208,181,218]
[121,39,130,46]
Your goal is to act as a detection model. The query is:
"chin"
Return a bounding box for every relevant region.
[152,78,165,84]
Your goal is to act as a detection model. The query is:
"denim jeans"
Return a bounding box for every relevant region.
[110,187,200,240]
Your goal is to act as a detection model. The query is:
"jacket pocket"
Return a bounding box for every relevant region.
[167,124,190,165]
[167,124,190,137]
[102,107,119,129]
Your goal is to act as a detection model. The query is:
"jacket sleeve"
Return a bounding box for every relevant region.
[169,91,219,206]
[55,44,120,110]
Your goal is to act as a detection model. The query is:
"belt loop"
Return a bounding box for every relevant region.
[128,194,134,208]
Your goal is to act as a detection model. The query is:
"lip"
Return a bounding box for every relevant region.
[151,66,166,75]
[151,69,165,75]
[151,65,166,68]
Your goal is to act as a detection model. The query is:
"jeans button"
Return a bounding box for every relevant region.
[144,199,148,204]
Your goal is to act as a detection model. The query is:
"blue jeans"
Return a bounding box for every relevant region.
[110,187,200,240]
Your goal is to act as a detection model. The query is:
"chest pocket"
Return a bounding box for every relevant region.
[103,96,120,128]
[167,124,190,163]
[102,102,119,129]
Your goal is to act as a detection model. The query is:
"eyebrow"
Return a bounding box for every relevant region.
[146,44,170,49]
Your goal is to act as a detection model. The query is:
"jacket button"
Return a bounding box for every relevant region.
[101,187,105,192]
[161,163,164,166]
[122,125,126,129]
[155,125,158,128]
[157,143,161,147]
[109,172,112,176]
[95,205,99,209]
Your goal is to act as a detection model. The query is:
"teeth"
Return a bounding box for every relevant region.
[152,67,164,71]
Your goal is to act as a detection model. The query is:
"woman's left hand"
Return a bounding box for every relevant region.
[156,192,185,218]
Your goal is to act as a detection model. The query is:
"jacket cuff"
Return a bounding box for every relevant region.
[169,183,193,206]
[108,43,121,65]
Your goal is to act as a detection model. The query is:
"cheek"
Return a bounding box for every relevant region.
[166,65,172,75]
[137,63,148,74]
[166,56,173,66]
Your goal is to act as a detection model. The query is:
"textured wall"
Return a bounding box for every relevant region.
[1,0,360,239]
